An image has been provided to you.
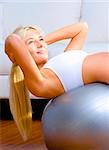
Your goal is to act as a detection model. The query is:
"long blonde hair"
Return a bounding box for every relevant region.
[9,25,41,141]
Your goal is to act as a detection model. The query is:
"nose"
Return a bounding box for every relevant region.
[36,40,43,48]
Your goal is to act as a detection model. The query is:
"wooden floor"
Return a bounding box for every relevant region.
[0,120,48,150]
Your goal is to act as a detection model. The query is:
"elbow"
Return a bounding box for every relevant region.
[5,34,16,45]
[80,22,89,36]
[83,22,89,29]
[5,35,12,52]
[5,34,21,49]
[5,34,16,52]
[5,35,15,57]
[81,22,89,33]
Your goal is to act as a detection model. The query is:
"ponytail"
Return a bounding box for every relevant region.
[9,63,32,141]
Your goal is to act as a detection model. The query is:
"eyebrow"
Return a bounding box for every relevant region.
[39,35,44,39]
[26,35,44,43]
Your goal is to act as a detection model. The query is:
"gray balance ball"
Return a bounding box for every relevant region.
[42,83,109,150]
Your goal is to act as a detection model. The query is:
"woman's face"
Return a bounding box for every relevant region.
[23,29,48,68]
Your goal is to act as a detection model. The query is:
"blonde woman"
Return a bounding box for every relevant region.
[5,22,109,140]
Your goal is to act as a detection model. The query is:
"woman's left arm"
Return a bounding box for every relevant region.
[44,22,88,51]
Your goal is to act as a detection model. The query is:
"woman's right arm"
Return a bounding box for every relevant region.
[5,34,46,97]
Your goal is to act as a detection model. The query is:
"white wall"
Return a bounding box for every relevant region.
[0,0,108,44]
[0,4,3,43]
[80,0,109,42]
[1,1,81,40]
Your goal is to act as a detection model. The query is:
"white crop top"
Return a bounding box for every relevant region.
[43,50,88,92]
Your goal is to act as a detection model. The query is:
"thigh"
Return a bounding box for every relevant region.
[82,52,109,84]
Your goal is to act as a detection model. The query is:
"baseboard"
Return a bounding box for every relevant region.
[0,99,50,120]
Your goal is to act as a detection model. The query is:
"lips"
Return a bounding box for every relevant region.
[37,51,42,54]
[36,50,46,54]
[36,48,47,54]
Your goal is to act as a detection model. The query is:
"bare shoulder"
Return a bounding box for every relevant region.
[40,68,64,98]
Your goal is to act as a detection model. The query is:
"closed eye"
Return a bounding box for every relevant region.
[39,38,44,41]
[39,35,44,41]
[28,40,34,44]
[27,39,35,44]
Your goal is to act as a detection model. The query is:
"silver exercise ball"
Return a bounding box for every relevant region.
[42,83,109,150]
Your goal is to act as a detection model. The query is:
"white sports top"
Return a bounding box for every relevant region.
[43,50,88,92]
